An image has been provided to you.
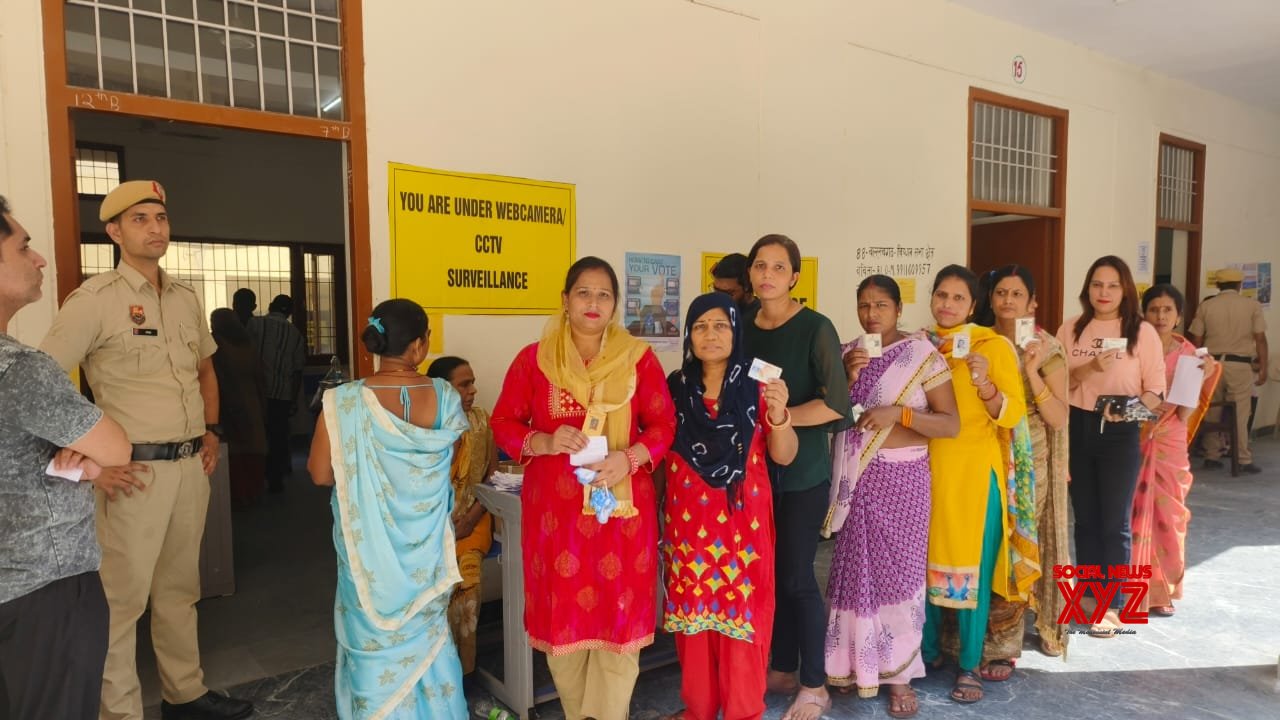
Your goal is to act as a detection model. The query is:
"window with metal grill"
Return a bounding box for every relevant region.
[76,144,124,196]
[971,101,1057,208]
[1158,143,1196,224]
[64,0,344,119]
[79,238,343,360]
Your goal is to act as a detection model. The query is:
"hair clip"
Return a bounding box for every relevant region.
[367,316,385,334]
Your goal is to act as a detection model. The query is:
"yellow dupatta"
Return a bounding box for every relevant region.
[536,315,650,518]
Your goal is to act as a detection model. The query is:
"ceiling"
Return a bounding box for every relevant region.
[948,0,1280,115]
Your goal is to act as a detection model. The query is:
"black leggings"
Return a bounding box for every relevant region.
[1068,406,1142,607]
[770,482,829,688]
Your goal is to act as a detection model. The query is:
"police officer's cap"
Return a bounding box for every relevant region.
[100,180,167,222]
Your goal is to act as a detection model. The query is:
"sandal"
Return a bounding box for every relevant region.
[886,684,919,719]
[979,658,1015,682]
[950,670,984,704]
[1151,605,1176,617]
[1039,635,1064,657]
[781,687,831,720]
[1089,610,1121,638]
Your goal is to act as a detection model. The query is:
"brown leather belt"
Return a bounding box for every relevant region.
[1213,353,1254,364]
[131,437,203,462]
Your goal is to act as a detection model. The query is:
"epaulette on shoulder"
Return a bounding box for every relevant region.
[77,270,123,294]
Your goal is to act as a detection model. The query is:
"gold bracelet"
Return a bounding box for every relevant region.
[1034,387,1052,405]
[767,408,792,428]
[900,406,913,429]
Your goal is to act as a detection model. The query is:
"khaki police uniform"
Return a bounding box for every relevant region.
[41,261,218,720]
[1188,287,1266,465]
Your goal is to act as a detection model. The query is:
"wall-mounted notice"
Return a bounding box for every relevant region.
[389,163,575,314]
[700,252,820,310]
[855,245,936,304]
[1136,240,1152,275]
[625,252,682,352]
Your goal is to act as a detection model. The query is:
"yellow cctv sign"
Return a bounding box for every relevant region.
[389,163,576,314]
[701,252,819,310]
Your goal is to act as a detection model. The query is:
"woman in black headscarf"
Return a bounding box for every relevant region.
[659,292,798,720]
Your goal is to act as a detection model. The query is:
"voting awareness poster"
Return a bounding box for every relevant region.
[624,252,682,352]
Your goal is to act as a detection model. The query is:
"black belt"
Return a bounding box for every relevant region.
[1214,354,1254,364]
[131,437,203,462]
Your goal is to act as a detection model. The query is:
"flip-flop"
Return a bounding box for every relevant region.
[1151,605,1176,617]
[886,684,919,719]
[781,687,831,720]
[950,670,984,704]
[979,658,1015,682]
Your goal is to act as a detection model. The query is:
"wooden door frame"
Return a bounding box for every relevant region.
[41,0,374,376]
[1155,133,1206,325]
[966,87,1069,330]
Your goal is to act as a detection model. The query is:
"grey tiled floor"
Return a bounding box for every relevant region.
[145,437,1280,718]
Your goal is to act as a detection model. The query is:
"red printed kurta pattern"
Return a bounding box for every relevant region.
[491,343,676,655]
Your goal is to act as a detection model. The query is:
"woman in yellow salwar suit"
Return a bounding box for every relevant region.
[920,265,1027,705]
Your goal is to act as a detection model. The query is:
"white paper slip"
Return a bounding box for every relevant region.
[747,357,782,382]
[569,435,609,467]
[952,332,971,358]
[45,458,84,483]
[1101,337,1128,351]
[863,333,882,358]
[1016,318,1035,348]
[1167,354,1206,408]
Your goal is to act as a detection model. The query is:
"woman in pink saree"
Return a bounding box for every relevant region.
[1132,284,1221,616]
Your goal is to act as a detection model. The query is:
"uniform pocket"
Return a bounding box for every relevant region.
[123,330,167,375]
[177,323,203,373]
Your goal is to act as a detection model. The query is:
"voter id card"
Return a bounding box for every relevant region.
[863,333,882,358]
[1016,318,1035,348]
[747,358,782,383]
[952,331,971,358]
[1101,337,1128,352]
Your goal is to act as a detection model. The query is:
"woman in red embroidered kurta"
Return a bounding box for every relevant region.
[661,292,797,720]
[491,258,675,720]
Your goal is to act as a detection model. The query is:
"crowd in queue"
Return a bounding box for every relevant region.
[2,180,1252,720]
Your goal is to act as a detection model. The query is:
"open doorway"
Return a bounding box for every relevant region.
[71,110,351,703]
[966,89,1068,330]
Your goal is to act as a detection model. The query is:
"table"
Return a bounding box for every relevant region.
[473,483,674,719]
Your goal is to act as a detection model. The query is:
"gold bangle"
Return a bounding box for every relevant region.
[1033,387,1053,405]
[900,406,913,429]
[767,408,792,429]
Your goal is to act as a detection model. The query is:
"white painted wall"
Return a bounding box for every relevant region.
[3,0,1277,424]
[0,0,57,344]
[360,0,1280,416]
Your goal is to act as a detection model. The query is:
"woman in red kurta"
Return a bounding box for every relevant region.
[491,257,676,720]
[660,292,797,720]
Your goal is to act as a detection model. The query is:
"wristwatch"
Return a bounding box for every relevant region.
[206,423,225,440]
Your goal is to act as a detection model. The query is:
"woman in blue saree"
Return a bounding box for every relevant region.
[309,299,468,720]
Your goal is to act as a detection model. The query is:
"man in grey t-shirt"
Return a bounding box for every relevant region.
[0,197,132,719]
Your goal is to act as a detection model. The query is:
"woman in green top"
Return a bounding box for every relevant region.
[742,234,851,720]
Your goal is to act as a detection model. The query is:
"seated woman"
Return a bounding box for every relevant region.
[660,292,798,720]
[308,299,468,719]
[426,355,497,678]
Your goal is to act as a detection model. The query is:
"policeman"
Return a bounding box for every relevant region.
[41,181,254,720]
[1188,267,1269,474]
